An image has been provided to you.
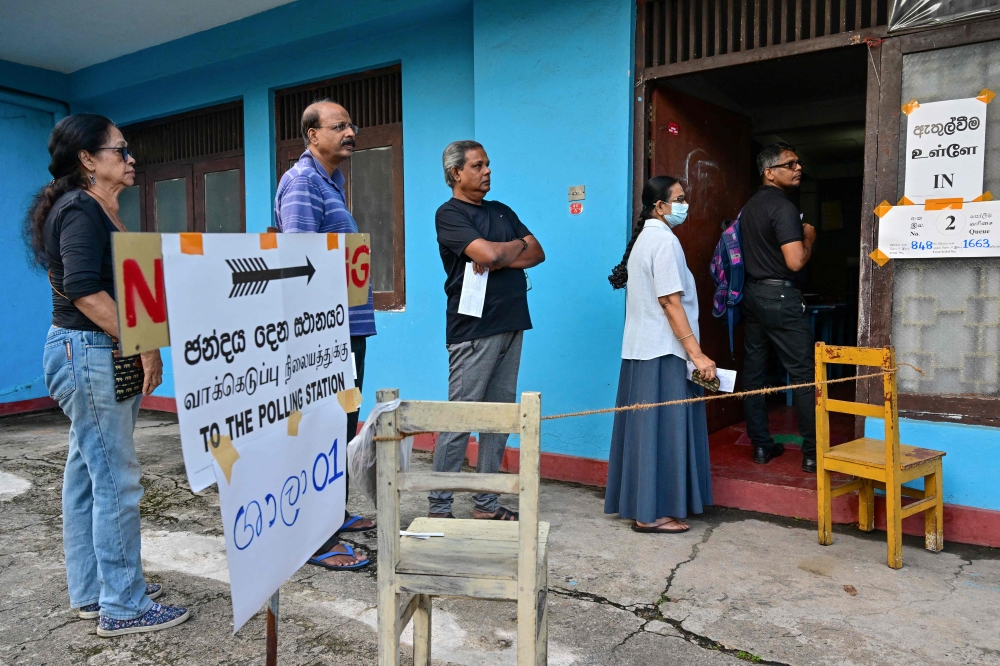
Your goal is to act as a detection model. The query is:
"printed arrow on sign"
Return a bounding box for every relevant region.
[226,257,316,297]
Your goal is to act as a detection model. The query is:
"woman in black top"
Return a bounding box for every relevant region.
[25,114,189,636]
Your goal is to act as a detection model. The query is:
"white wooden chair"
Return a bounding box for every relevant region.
[374,388,549,665]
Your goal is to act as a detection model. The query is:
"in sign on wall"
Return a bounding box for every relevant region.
[873,90,997,265]
[902,91,993,203]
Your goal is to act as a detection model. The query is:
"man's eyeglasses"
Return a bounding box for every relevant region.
[97,146,133,162]
[318,122,359,134]
[768,159,802,171]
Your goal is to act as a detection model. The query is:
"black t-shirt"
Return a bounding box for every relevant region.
[43,190,118,331]
[436,198,533,344]
[740,185,805,283]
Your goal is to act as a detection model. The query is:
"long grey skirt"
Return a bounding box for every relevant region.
[604,353,712,522]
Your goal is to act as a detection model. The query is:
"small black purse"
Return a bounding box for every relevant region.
[112,343,145,402]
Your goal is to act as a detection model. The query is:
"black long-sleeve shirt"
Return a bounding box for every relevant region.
[43,189,117,331]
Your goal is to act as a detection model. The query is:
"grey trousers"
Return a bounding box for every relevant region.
[428,330,523,515]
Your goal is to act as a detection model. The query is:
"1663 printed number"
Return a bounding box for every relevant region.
[232,438,343,550]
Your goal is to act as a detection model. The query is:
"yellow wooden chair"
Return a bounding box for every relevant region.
[374,388,549,665]
[815,343,945,568]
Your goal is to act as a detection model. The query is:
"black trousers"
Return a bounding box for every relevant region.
[740,281,816,457]
[343,335,367,521]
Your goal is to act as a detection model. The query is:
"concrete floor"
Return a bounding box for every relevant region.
[1,410,999,665]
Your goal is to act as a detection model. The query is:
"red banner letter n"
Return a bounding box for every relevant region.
[123,259,167,327]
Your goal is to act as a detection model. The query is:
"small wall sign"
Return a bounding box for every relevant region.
[903,92,992,203]
[568,185,585,201]
[570,202,583,215]
[667,122,680,136]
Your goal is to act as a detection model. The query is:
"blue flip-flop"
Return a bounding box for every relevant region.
[307,543,370,571]
[338,515,377,533]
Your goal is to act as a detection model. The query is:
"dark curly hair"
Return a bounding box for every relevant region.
[23,113,115,268]
[608,176,681,289]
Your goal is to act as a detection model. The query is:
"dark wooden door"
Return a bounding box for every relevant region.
[650,85,752,433]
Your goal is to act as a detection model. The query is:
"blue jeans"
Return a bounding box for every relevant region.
[43,326,152,620]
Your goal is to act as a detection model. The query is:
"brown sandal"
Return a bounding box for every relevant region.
[631,519,690,534]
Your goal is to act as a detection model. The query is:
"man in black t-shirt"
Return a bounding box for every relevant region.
[739,143,819,473]
[430,140,546,520]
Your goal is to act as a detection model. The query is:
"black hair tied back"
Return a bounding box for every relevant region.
[608,175,680,290]
[23,113,114,269]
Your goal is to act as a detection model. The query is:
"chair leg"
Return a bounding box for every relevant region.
[536,562,548,665]
[817,469,833,546]
[858,479,875,532]
[412,595,432,666]
[518,567,540,665]
[886,483,904,569]
[924,464,944,552]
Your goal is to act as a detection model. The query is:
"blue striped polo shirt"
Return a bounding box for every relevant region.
[274,149,376,337]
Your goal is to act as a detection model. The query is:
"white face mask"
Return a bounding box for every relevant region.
[664,202,689,228]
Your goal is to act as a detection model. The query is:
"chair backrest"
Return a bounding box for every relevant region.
[374,389,542,582]
[814,343,900,470]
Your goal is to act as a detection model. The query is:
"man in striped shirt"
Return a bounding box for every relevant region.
[274,99,376,571]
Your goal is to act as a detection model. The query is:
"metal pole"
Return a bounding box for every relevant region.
[266,590,279,666]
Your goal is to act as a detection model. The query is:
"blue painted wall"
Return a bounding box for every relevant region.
[865,417,1000,511]
[0,99,60,404]
[471,0,634,458]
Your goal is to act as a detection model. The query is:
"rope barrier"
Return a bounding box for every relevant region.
[370,363,924,440]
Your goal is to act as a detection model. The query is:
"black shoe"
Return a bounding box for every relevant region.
[753,443,785,464]
[801,456,817,473]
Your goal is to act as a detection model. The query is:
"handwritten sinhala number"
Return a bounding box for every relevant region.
[233,438,343,551]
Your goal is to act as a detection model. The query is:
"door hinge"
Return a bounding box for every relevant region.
[647,140,654,159]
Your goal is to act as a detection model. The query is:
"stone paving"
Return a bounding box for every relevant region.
[1,410,998,665]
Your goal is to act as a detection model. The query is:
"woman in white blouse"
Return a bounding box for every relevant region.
[605,176,716,533]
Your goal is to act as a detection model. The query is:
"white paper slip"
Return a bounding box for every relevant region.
[457,263,488,318]
[686,361,738,393]
[400,531,446,539]
[716,369,737,393]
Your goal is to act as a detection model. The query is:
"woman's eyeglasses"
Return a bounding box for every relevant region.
[97,146,133,162]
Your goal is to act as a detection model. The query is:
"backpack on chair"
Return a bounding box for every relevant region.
[710,212,744,358]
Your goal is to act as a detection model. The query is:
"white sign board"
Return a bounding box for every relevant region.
[903,96,987,203]
[162,233,354,492]
[161,232,354,631]
[217,405,346,631]
[877,201,1000,259]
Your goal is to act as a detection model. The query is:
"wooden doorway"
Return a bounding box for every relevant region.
[650,85,752,432]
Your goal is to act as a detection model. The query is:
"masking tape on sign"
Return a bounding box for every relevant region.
[180,233,203,255]
[210,435,239,484]
[287,410,303,436]
[337,388,363,413]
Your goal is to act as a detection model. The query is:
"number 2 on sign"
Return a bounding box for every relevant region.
[911,241,934,250]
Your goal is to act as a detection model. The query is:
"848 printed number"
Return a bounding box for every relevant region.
[911,241,934,250]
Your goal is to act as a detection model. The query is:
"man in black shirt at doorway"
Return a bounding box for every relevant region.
[430,140,546,520]
[739,143,818,473]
